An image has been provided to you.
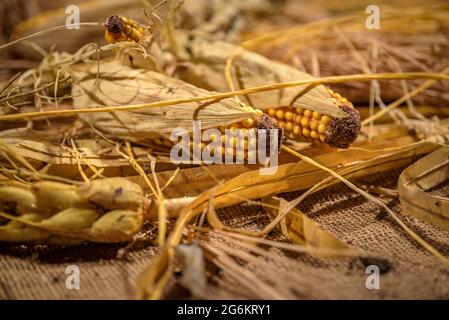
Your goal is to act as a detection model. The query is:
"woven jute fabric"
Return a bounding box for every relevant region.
[1,169,449,299]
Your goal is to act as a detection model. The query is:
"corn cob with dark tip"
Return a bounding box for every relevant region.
[104,15,145,44]
[151,106,283,161]
[267,89,360,148]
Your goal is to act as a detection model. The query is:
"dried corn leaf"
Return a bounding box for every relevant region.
[398,147,449,231]
[0,126,179,180]
[263,197,355,257]
[175,35,347,118]
[71,62,255,140]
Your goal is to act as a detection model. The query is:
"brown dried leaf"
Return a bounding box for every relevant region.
[71,62,254,140]
[263,197,356,257]
[398,147,449,231]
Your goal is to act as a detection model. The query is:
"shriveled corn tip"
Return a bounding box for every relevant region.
[105,15,124,34]
[254,114,284,152]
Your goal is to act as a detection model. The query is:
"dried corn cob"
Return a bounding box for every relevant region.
[104,15,145,44]
[151,106,283,162]
[0,178,144,244]
[266,89,360,148]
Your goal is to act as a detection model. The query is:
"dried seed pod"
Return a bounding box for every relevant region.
[39,208,100,231]
[0,178,145,244]
[79,178,143,211]
[0,187,37,214]
[31,181,91,212]
[89,209,143,243]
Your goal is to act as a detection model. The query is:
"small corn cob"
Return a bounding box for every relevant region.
[104,15,145,44]
[151,106,283,162]
[266,89,360,148]
[151,91,360,157]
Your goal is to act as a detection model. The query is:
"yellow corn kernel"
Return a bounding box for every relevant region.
[300,117,309,128]
[293,125,301,136]
[242,118,254,128]
[321,115,331,125]
[285,111,293,121]
[317,123,327,133]
[310,120,318,130]
[302,128,310,137]
[276,109,284,120]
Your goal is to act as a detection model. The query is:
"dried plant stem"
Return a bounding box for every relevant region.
[224,47,244,104]
[362,67,449,126]
[0,72,448,122]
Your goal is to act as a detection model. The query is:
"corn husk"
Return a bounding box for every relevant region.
[174,34,347,118]
[71,61,255,140]
[398,147,449,230]
[263,197,356,257]
[0,125,180,181]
